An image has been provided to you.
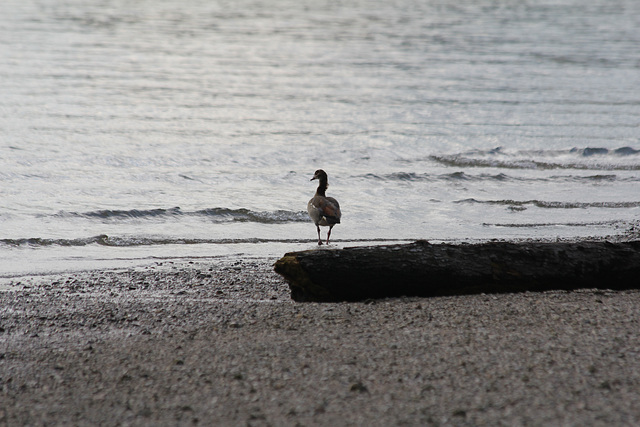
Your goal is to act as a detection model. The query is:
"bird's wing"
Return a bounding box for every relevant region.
[318,197,341,220]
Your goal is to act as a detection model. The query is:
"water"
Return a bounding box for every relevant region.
[2,0,639,277]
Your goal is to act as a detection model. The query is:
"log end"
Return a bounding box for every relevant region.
[273,253,333,302]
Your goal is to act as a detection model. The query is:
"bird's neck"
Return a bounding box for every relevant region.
[315,180,328,197]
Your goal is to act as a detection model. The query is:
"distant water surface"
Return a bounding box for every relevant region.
[1,0,639,276]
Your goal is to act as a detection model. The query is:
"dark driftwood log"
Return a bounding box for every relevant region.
[274,240,640,302]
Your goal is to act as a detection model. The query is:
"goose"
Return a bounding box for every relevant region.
[307,169,341,245]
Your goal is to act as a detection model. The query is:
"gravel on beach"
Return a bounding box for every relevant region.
[1,258,640,426]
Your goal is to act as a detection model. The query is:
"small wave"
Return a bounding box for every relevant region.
[359,172,430,181]
[571,147,640,157]
[77,207,182,219]
[0,235,294,248]
[451,146,639,158]
[443,171,469,181]
[195,208,309,223]
[356,171,518,182]
[357,170,635,183]
[0,235,407,248]
[561,174,617,182]
[456,199,640,210]
[0,235,111,247]
[430,146,640,171]
[389,172,424,181]
[54,207,309,224]
[431,155,640,171]
[442,172,519,181]
[483,220,625,228]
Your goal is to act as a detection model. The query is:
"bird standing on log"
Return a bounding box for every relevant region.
[307,169,341,245]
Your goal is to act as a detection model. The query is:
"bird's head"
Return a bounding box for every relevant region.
[310,169,328,182]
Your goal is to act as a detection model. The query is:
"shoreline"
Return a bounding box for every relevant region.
[2,257,640,425]
[3,228,638,280]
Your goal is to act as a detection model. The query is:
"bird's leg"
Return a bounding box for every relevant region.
[316,225,323,245]
[326,225,333,245]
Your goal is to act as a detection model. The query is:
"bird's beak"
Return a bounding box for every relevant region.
[310,176,317,181]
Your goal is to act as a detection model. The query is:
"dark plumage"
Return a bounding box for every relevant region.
[307,169,341,245]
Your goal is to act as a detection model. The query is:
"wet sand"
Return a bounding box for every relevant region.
[1,258,640,426]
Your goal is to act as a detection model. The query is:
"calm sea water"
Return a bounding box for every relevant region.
[1,0,639,276]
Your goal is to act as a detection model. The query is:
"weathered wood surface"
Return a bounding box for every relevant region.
[274,240,640,302]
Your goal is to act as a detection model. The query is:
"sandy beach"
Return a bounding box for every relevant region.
[1,257,640,426]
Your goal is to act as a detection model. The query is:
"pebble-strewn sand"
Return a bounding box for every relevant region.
[1,258,640,426]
